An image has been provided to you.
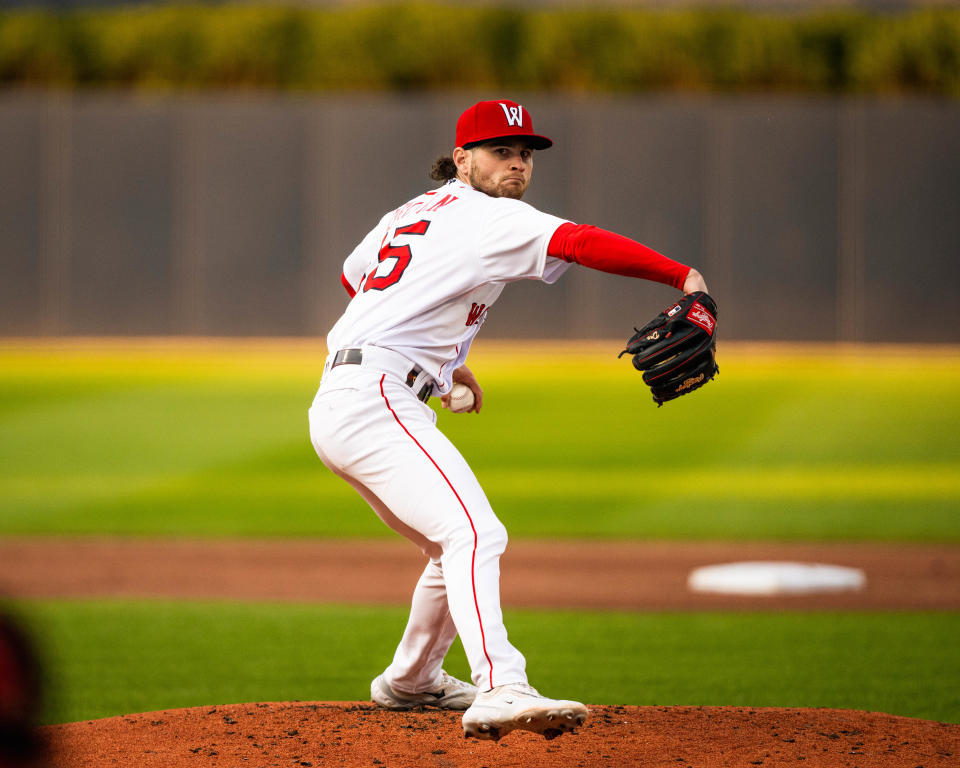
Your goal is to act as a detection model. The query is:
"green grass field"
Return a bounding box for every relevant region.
[2,340,958,540]
[14,601,960,725]
[2,340,959,725]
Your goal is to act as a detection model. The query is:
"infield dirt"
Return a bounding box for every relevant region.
[3,537,959,610]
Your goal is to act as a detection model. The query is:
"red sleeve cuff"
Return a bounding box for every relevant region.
[341,272,357,298]
[547,222,690,290]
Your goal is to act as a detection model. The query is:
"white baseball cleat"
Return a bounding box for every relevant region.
[462,682,589,741]
[370,670,478,711]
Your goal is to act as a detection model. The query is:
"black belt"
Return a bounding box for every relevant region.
[331,348,431,402]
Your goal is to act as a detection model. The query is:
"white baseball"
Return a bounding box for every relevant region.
[448,383,475,413]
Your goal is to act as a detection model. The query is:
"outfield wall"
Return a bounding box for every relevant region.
[2,92,958,341]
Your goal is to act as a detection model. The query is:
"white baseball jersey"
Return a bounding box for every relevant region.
[327,179,572,393]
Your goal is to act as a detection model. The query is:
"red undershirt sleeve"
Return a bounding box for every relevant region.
[341,272,357,298]
[547,222,690,290]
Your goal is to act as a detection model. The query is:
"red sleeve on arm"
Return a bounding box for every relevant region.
[547,222,690,290]
[341,272,357,298]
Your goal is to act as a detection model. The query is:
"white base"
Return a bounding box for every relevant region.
[687,561,866,595]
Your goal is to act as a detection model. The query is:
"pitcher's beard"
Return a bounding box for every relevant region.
[468,168,526,199]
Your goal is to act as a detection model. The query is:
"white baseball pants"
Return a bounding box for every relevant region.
[308,348,527,693]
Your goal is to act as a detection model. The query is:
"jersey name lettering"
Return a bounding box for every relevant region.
[425,194,458,212]
[390,194,459,227]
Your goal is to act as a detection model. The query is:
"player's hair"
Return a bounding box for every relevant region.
[430,156,458,182]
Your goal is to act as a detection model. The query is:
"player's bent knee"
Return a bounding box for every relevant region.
[474,518,508,556]
[443,516,507,558]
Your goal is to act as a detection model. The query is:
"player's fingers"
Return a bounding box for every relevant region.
[472,386,483,413]
[440,394,451,409]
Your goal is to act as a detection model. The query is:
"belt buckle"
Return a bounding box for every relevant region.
[332,348,363,368]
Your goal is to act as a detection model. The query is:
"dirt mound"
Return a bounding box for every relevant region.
[44,701,958,768]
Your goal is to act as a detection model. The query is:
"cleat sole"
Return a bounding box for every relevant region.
[462,690,589,742]
[463,722,500,741]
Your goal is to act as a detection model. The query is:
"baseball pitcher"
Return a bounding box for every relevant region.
[309,99,714,742]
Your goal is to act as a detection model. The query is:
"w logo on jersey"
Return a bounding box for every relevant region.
[466,303,487,327]
[499,103,523,127]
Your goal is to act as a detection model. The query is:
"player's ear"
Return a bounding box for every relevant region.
[453,146,470,176]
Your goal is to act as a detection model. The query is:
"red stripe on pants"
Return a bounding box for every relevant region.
[378,374,495,689]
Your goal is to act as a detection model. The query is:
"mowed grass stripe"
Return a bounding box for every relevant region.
[5,464,956,499]
[1,341,958,540]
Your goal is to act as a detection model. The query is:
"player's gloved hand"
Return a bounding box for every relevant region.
[620,291,718,406]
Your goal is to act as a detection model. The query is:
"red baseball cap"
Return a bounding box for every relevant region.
[455,100,553,150]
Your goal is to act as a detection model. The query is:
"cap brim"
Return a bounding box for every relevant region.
[462,133,553,150]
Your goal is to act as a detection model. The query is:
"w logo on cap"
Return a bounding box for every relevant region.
[499,103,523,127]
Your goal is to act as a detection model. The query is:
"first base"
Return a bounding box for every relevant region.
[687,561,866,595]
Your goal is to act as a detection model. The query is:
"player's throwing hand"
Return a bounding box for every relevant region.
[441,365,482,413]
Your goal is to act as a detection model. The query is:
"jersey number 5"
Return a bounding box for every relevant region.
[363,220,431,293]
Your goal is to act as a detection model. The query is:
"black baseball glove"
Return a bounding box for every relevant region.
[620,291,719,406]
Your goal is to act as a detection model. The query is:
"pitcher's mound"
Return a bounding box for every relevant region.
[44,701,958,767]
